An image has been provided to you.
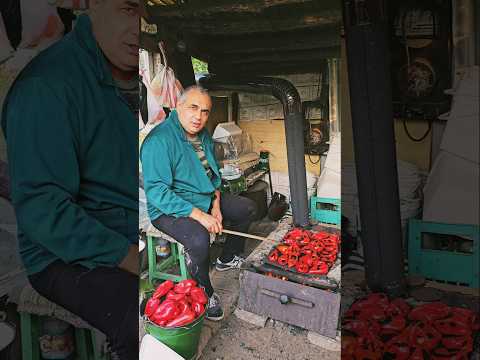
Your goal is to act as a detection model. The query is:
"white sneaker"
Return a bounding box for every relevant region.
[215,255,245,272]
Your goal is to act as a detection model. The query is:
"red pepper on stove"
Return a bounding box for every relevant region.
[441,335,473,351]
[165,309,196,327]
[299,235,310,245]
[308,261,328,275]
[380,315,406,336]
[410,348,425,360]
[409,322,441,350]
[311,232,329,241]
[276,245,290,254]
[289,245,301,256]
[189,287,208,305]
[287,255,298,268]
[152,280,174,299]
[434,317,471,336]
[357,305,386,322]
[191,301,205,316]
[268,249,279,262]
[409,302,450,322]
[301,249,313,255]
[388,298,411,317]
[385,331,411,360]
[432,347,469,360]
[277,254,289,266]
[150,300,179,323]
[295,262,309,273]
[166,290,186,301]
[312,244,324,253]
[144,297,160,318]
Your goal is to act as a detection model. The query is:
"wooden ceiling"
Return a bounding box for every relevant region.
[142,0,343,75]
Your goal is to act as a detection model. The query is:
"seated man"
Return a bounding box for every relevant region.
[141,85,257,321]
[2,1,139,359]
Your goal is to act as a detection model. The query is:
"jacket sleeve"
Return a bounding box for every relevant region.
[140,133,194,218]
[3,78,129,267]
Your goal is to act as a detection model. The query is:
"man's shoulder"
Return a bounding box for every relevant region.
[142,119,177,149]
[14,34,88,90]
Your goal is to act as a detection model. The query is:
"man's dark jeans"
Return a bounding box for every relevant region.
[152,193,257,297]
[29,260,138,360]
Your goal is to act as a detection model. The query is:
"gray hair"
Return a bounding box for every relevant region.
[177,85,210,105]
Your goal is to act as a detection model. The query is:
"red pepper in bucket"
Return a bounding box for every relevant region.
[165,309,196,328]
[152,280,174,299]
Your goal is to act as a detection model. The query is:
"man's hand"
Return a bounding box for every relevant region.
[190,207,223,234]
[118,245,139,275]
[210,190,223,227]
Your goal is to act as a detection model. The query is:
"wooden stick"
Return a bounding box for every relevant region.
[222,229,275,242]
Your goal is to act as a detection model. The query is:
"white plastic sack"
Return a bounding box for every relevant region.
[18,0,64,50]
[150,42,183,109]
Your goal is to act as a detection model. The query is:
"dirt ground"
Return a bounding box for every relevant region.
[200,314,340,360]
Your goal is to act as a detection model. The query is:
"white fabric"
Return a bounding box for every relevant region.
[140,334,185,360]
[18,0,64,50]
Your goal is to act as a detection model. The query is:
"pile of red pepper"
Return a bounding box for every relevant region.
[342,293,480,359]
[267,228,340,275]
[144,279,208,328]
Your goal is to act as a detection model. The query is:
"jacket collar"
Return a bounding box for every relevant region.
[72,14,115,86]
[170,110,208,143]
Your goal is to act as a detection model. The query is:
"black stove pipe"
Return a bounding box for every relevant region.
[199,75,310,227]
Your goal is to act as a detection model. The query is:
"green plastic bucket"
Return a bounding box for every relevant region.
[144,313,205,360]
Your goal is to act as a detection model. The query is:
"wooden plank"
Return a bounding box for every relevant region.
[238,270,340,338]
[148,0,341,18]
[238,120,321,175]
[424,280,480,297]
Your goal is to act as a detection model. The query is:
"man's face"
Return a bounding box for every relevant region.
[90,0,139,73]
[177,90,212,138]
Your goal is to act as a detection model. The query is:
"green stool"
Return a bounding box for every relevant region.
[146,224,189,284]
[20,312,104,360]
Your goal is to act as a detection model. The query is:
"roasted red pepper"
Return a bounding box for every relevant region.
[150,300,179,323]
[409,322,441,350]
[295,262,309,273]
[287,255,298,268]
[144,297,160,318]
[176,299,190,314]
[173,279,197,295]
[432,347,469,360]
[277,254,288,266]
[299,235,310,245]
[166,290,186,301]
[165,309,196,328]
[191,301,205,316]
[441,335,473,351]
[434,317,471,336]
[152,280,174,299]
[380,315,406,336]
[268,249,279,262]
[409,302,450,323]
[410,347,425,360]
[189,287,208,305]
[308,261,328,275]
[276,245,290,254]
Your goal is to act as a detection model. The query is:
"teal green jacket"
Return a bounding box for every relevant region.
[140,110,221,221]
[1,15,138,275]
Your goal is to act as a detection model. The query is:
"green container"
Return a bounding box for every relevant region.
[144,314,205,360]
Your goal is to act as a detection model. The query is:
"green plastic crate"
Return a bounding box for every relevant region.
[310,196,341,225]
[408,219,480,288]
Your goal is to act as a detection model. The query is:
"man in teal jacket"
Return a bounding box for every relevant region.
[141,86,257,321]
[1,1,139,358]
